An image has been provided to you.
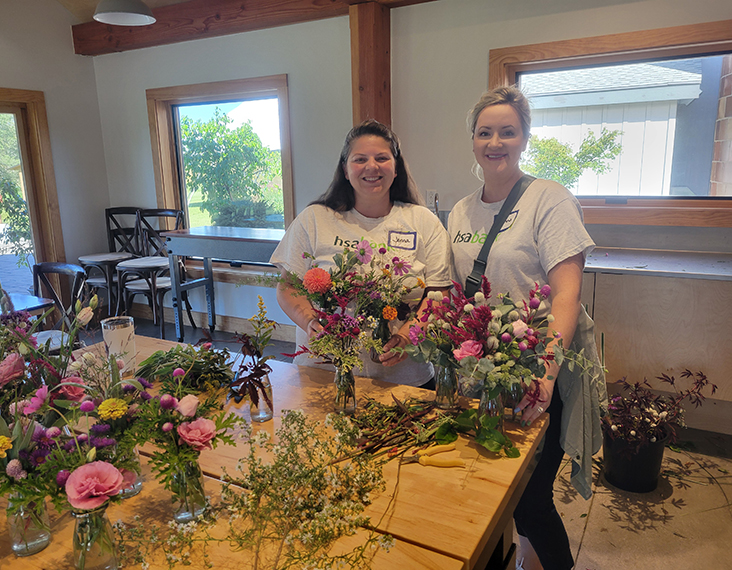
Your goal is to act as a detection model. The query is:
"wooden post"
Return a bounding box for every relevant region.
[349,2,391,126]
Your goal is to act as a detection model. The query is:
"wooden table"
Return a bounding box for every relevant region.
[7,292,54,315]
[0,336,548,570]
[163,226,284,342]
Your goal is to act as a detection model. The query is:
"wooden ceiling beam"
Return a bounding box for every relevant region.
[349,1,390,126]
[72,0,438,56]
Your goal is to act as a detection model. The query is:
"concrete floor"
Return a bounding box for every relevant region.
[538,428,732,570]
[88,318,732,570]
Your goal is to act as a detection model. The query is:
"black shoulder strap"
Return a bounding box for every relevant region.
[464,174,535,297]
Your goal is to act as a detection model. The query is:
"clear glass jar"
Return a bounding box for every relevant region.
[7,493,51,557]
[117,446,143,499]
[333,367,356,414]
[479,388,505,434]
[71,504,118,570]
[171,460,207,522]
[434,365,458,409]
[249,374,274,422]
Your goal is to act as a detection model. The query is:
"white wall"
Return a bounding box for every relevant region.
[91,16,353,324]
[391,0,732,212]
[0,0,109,265]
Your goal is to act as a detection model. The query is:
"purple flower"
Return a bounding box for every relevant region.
[90,437,116,449]
[172,368,186,378]
[137,377,153,389]
[30,448,50,466]
[518,341,529,351]
[501,332,512,343]
[160,394,178,410]
[540,284,551,298]
[378,247,387,254]
[56,469,71,487]
[33,430,55,449]
[354,240,373,264]
[122,384,136,393]
[91,424,111,434]
[79,400,95,413]
[408,326,425,345]
[162,422,174,432]
[529,297,541,309]
[140,391,152,401]
[63,439,78,452]
[77,434,88,443]
[392,257,411,277]
[369,291,382,300]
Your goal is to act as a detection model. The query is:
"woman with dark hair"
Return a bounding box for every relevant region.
[271,120,452,386]
[448,87,607,570]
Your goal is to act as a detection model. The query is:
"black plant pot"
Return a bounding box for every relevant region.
[602,429,669,493]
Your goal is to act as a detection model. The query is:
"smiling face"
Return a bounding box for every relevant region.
[472,104,529,183]
[343,135,397,215]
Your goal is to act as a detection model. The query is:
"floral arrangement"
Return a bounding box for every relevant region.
[286,241,421,362]
[115,410,393,570]
[229,295,276,409]
[136,342,234,395]
[405,277,556,400]
[602,369,717,453]
[131,367,244,513]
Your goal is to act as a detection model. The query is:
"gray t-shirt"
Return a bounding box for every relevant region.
[271,202,452,386]
[448,179,607,499]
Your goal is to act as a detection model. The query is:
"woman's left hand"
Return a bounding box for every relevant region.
[515,377,554,426]
[379,333,409,367]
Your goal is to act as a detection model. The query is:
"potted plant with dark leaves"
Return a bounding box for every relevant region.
[601,369,717,492]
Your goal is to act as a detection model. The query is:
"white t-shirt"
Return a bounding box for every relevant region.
[271,202,453,386]
[449,178,594,313]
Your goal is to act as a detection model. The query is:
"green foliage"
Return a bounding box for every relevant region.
[179,110,283,229]
[0,113,34,268]
[522,128,622,189]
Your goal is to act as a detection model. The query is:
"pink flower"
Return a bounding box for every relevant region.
[303,267,332,294]
[172,367,186,377]
[65,461,124,510]
[529,297,541,309]
[453,340,484,361]
[512,320,529,339]
[177,417,216,451]
[162,422,174,432]
[354,240,373,264]
[58,377,86,402]
[540,284,551,298]
[176,394,200,417]
[0,353,25,387]
[391,257,411,277]
[201,342,212,350]
[79,400,95,413]
[23,386,49,415]
[501,332,512,343]
[518,341,528,351]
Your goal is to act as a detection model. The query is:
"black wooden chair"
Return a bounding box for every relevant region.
[32,262,87,351]
[116,209,196,338]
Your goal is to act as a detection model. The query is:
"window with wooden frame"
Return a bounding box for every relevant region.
[489,20,732,227]
[0,89,65,269]
[146,75,294,235]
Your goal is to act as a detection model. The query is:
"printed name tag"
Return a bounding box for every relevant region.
[388,231,417,250]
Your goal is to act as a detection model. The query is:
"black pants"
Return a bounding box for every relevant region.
[513,387,574,570]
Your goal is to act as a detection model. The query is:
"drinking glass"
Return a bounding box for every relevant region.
[100,316,136,379]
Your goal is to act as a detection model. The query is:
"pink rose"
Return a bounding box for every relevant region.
[23,386,49,415]
[177,417,216,451]
[512,320,529,339]
[58,377,86,402]
[176,394,200,417]
[453,340,484,361]
[65,461,124,510]
[0,353,25,387]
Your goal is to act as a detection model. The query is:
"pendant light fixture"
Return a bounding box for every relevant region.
[93,0,156,26]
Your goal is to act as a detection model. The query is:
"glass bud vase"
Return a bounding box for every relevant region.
[434,365,458,409]
[7,494,51,557]
[333,367,356,414]
[369,317,391,363]
[479,388,505,434]
[504,382,525,422]
[250,374,274,423]
[71,505,118,570]
[171,461,207,522]
[117,446,143,499]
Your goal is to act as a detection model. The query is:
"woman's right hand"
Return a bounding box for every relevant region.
[305,317,323,339]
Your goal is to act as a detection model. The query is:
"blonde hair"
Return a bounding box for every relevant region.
[467,86,531,139]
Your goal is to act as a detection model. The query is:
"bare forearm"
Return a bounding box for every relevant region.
[276,280,317,332]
